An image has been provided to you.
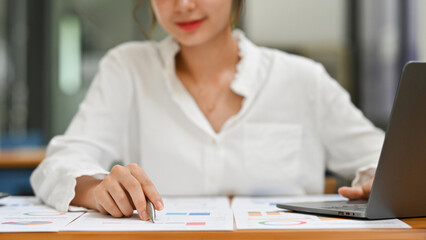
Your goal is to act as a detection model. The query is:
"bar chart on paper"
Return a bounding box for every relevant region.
[63,197,234,231]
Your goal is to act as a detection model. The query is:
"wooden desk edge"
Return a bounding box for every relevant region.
[1,218,425,240]
[1,228,425,240]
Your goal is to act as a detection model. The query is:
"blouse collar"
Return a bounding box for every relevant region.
[156,30,271,136]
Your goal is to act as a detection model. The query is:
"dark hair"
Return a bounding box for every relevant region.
[232,0,245,26]
[133,0,245,40]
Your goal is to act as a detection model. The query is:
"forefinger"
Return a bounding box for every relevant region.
[119,175,148,220]
[128,164,164,211]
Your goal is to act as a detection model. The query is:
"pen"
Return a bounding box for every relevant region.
[146,198,156,223]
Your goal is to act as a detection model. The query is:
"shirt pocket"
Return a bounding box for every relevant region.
[243,123,303,182]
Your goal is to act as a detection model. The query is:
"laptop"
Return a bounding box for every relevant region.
[277,62,426,219]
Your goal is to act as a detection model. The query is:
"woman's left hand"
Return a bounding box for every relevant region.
[338,177,374,200]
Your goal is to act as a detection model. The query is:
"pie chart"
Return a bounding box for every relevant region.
[258,219,307,226]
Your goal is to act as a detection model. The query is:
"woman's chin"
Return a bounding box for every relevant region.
[174,33,209,47]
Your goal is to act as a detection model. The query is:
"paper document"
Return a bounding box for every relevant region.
[232,195,411,229]
[0,196,83,232]
[1,195,413,232]
[64,197,233,231]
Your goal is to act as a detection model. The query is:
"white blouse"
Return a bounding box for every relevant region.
[30,30,385,212]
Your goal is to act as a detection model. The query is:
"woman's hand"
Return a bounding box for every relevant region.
[338,177,374,200]
[72,163,163,220]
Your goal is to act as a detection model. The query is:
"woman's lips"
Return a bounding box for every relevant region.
[176,19,204,31]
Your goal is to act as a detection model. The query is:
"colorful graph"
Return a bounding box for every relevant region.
[189,212,210,216]
[24,212,65,216]
[266,211,282,216]
[166,212,186,216]
[248,211,285,216]
[2,221,53,225]
[258,220,307,226]
[186,222,206,226]
[248,212,262,216]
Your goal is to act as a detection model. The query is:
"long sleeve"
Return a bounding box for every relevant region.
[316,65,385,183]
[30,49,134,211]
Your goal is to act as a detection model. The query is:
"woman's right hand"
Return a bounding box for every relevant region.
[72,163,163,220]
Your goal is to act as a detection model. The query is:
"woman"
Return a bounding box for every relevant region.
[31,0,384,221]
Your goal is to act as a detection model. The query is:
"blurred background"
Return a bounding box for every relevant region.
[0,0,425,195]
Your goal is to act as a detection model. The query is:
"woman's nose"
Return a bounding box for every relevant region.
[174,0,196,13]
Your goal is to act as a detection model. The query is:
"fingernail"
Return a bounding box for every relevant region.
[141,210,149,220]
[156,201,163,210]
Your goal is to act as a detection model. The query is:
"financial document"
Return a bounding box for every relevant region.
[1,195,412,232]
[232,195,411,229]
[0,196,83,232]
[63,197,234,231]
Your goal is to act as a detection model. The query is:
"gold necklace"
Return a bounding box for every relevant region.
[196,86,226,115]
[177,67,235,116]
